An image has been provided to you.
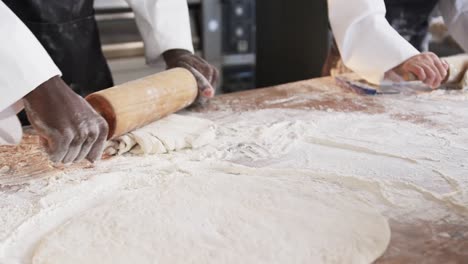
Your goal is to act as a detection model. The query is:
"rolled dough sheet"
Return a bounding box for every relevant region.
[32,164,390,264]
[105,114,216,155]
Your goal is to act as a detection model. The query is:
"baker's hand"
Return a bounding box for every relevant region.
[163,49,218,102]
[23,76,108,164]
[390,52,449,88]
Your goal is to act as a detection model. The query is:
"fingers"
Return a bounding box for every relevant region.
[47,119,108,164]
[407,64,426,81]
[193,56,214,80]
[212,67,220,88]
[86,119,109,163]
[47,130,73,163]
[74,125,99,162]
[194,59,217,97]
[403,52,447,89]
[429,53,447,87]
[62,129,88,164]
[421,64,438,88]
[442,60,449,70]
[202,86,215,98]
[195,56,219,87]
[180,62,215,99]
[433,58,448,79]
[173,54,218,99]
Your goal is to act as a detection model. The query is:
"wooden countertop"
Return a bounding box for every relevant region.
[1,76,467,263]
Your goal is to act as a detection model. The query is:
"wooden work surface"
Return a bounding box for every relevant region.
[198,77,468,263]
[1,76,467,263]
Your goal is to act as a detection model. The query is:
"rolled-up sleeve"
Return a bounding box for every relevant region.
[328,0,419,84]
[125,0,194,64]
[0,1,61,113]
[439,0,468,52]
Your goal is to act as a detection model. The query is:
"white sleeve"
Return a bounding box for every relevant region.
[439,0,468,52]
[0,106,23,145]
[328,0,420,84]
[124,0,194,64]
[0,2,61,113]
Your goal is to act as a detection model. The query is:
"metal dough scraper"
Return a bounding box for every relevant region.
[335,75,432,95]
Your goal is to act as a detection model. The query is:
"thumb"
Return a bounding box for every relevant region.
[180,63,215,98]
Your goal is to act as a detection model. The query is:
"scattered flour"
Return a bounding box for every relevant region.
[1,88,468,263]
[32,163,390,264]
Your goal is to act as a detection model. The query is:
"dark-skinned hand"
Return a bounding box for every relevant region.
[23,76,108,164]
[163,49,218,103]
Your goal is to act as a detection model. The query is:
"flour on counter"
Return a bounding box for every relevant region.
[32,163,390,264]
[1,88,468,263]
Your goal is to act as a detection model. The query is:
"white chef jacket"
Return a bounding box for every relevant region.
[125,0,194,64]
[328,0,468,84]
[0,0,194,145]
[0,1,61,145]
[439,0,468,53]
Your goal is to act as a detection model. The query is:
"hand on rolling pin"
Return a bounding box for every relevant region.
[387,52,449,88]
[163,49,219,102]
[23,76,109,164]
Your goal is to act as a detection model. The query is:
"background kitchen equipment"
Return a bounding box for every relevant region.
[94,0,256,93]
[255,0,330,88]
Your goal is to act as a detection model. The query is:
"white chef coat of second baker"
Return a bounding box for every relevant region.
[328,0,468,86]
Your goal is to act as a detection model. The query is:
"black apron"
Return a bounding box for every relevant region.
[3,0,113,124]
[385,0,439,51]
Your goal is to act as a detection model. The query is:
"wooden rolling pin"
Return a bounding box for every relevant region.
[86,68,198,139]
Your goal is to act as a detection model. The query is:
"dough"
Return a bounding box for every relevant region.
[443,54,468,84]
[460,70,468,90]
[32,164,390,264]
[105,114,216,155]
